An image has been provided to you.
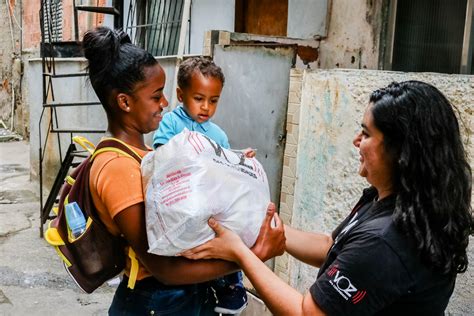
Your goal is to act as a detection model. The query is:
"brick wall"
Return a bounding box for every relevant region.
[23,0,109,50]
[22,2,41,50]
[274,69,303,283]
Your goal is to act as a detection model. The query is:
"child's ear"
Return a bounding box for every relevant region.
[176,87,183,102]
[116,93,131,112]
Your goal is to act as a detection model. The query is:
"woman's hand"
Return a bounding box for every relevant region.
[180,218,247,262]
[181,203,285,263]
[251,203,286,262]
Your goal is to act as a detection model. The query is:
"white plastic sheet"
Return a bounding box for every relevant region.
[142,129,270,256]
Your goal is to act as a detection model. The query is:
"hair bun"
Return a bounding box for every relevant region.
[82,27,128,72]
[116,29,131,44]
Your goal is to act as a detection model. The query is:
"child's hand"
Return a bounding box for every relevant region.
[243,148,256,158]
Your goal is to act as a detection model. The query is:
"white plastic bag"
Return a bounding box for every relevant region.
[141,129,270,256]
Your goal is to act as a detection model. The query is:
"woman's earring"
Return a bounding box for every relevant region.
[122,98,130,111]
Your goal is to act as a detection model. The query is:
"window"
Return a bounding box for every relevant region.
[42,0,63,42]
[124,0,185,56]
[384,0,474,74]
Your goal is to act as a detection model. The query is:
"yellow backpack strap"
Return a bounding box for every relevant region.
[127,247,139,289]
[73,136,96,155]
[100,137,143,161]
[91,137,143,163]
[66,175,75,185]
[91,147,135,161]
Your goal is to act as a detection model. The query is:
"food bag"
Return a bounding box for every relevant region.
[142,129,270,256]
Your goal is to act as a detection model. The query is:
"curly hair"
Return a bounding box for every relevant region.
[369,81,473,275]
[177,56,225,90]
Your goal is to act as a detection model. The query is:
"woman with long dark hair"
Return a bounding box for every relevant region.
[183,80,473,315]
[82,26,285,315]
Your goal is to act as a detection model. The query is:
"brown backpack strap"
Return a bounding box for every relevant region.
[91,137,144,290]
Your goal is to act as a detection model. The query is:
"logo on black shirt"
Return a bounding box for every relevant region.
[327,265,367,304]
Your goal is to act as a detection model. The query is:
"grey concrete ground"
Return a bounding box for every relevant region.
[0,140,114,315]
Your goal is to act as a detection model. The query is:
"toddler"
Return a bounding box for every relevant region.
[153,56,254,314]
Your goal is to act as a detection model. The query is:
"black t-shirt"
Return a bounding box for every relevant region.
[310,188,455,316]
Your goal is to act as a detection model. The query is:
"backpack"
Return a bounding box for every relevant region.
[45,136,142,293]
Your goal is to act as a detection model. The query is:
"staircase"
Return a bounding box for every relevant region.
[38,0,122,236]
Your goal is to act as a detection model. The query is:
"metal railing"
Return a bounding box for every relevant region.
[124,0,186,56]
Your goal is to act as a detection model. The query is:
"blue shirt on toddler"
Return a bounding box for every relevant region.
[152,105,230,149]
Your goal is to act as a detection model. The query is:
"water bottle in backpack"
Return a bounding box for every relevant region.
[65,202,86,239]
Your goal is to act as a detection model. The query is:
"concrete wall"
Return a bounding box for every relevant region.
[287,0,330,39]
[276,68,473,314]
[205,0,386,70]
[318,0,385,70]
[0,0,22,133]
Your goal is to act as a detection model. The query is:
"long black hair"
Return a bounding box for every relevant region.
[82,27,157,112]
[370,80,473,275]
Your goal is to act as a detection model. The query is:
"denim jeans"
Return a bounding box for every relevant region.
[109,276,218,315]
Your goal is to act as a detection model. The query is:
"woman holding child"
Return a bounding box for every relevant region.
[83,27,284,315]
[183,81,473,315]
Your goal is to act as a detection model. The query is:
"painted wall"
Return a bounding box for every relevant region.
[188,0,235,54]
[287,0,329,39]
[26,57,177,189]
[276,68,473,314]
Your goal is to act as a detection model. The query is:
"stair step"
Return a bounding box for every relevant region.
[75,5,120,15]
[43,101,101,107]
[50,128,106,134]
[44,73,88,78]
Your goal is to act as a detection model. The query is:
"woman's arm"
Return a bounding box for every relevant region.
[115,202,285,285]
[285,225,333,268]
[182,218,326,315]
[238,243,325,315]
[115,203,238,285]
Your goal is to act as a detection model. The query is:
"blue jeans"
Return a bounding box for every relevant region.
[109,276,218,315]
